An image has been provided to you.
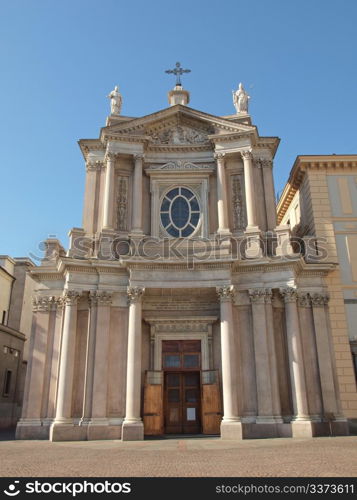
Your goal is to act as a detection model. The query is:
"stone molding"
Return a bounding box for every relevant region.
[280,287,298,303]
[127,286,145,304]
[147,160,213,171]
[216,285,234,302]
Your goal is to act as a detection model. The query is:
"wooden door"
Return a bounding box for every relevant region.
[143,371,164,435]
[201,370,222,435]
[164,372,201,434]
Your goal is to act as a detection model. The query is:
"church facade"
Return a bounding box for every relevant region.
[16,78,352,441]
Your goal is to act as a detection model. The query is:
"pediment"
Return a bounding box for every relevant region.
[101,105,256,145]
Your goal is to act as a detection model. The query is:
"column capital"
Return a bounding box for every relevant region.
[240,149,253,161]
[297,292,311,308]
[32,295,58,312]
[90,290,113,306]
[63,290,81,306]
[105,151,117,162]
[249,288,272,304]
[86,160,104,172]
[214,152,226,161]
[310,292,329,307]
[260,158,273,169]
[134,154,144,162]
[216,285,234,302]
[127,286,145,304]
[280,287,298,304]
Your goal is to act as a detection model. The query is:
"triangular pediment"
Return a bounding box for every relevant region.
[101,105,256,145]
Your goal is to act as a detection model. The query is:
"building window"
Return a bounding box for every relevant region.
[160,187,200,238]
[3,370,12,397]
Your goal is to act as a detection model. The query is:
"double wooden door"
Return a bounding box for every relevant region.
[164,371,201,434]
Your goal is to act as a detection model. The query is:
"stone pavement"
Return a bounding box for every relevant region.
[1,435,357,477]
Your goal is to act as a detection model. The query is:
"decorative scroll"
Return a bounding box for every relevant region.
[231,175,245,231]
[116,176,128,231]
[150,126,208,145]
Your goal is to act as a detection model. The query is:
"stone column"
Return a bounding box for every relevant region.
[131,154,144,234]
[84,161,101,234]
[237,303,257,421]
[102,153,115,230]
[216,286,242,439]
[87,291,112,439]
[80,292,98,426]
[264,290,283,423]
[249,289,281,434]
[241,150,258,229]
[260,159,277,230]
[281,288,312,437]
[297,293,323,420]
[214,153,230,235]
[50,291,80,441]
[16,296,52,439]
[310,293,340,419]
[122,286,145,441]
[241,150,262,258]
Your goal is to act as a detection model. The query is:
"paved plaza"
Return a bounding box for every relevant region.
[1,434,357,477]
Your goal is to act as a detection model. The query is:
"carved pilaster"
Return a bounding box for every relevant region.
[310,292,329,307]
[127,286,145,304]
[116,176,128,231]
[231,175,246,231]
[249,288,272,304]
[216,285,234,302]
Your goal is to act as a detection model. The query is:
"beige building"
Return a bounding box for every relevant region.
[277,155,357,429]
[16,80,353,441]
[0,256,35,428]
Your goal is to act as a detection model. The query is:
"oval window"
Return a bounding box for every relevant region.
[160,187,200,237]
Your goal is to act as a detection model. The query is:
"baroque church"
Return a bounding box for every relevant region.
[16,66,351,441]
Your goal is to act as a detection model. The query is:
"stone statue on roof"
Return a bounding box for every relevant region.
[233,83,250,114]
[107,85,122,115]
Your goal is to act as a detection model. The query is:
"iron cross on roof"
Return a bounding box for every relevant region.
[165,62,191,86]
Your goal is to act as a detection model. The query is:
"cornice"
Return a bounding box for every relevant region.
[277,155,357,223]
[233,256,336,276]
[125,261,232,271]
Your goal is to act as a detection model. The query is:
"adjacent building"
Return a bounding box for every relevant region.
[0,256,35,428]
[277,155,357,429]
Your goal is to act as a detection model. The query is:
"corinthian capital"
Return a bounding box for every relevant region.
[216,285,234,302]
[63,290,81,306]
[105,151,116,162]
[310,292,329,307]
[297,292,311,308]
[127,286,145,304]
[32,295,56,312]
[248,288,271,304]
[134,153,144,161]
[214,152,226,161]
[280,287,298,303]
[240,150,253,161]
[96,291,113,306]
[260,158,273,169]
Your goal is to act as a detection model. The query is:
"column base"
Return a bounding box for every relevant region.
[16,419,50,440]
[244,227,262,259]
[121,420,144,441]
[241,422,291,439]
[50,420,87,442]
[87,418,122,440]
[220,420,243,440]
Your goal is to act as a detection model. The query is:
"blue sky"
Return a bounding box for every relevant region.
[1,0,356,258]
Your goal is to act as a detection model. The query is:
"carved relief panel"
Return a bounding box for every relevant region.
[231,174,246,232]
